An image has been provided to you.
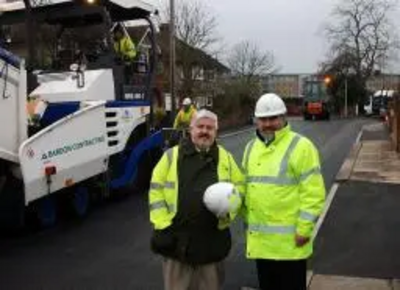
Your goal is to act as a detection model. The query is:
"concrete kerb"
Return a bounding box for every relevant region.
[335,128,364,182]
[306,126,365,288]
[315,125,365,238]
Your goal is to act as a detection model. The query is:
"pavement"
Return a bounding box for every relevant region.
[309,121,400,289]
[0,117,391,290]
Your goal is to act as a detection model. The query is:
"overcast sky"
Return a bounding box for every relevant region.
[149,0,338,74]
[2,0,399,73]
[149,0,400,74]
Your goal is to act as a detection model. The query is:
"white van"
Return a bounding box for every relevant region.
[364,90,395,116]
[364,95,373,116]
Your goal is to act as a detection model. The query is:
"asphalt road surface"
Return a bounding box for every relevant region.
[313,181,400,280]
[0,117,374,290]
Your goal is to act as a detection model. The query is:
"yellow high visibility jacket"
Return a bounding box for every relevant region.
[149,144,244,231]
[114,36,137,61]
[242,125,325,260]
[173,106,197,129]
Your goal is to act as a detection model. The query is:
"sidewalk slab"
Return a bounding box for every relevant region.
[350,139,400,183]
[309,275,392,290]
[361,122,390,141]
[337,122,400,184]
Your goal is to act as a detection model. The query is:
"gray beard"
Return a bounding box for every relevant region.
[262,133,275,145]
[196,144,210,152]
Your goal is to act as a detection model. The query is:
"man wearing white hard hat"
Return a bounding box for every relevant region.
[173,97,197,130]
[149,109,243,290]
[241,93,326,290]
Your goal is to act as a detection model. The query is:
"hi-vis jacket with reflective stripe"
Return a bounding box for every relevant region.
[149,144,244,231]
[242,125,325,260]
[173,106,197,130]
[114,36,137,61]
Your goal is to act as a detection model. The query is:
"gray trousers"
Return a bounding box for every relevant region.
[162,258,225,290]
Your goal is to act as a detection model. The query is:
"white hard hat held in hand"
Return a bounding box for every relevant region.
[203,182,241,218]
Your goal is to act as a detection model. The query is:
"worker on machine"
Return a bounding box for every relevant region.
[112,23,137,62]
[112,23,137,83]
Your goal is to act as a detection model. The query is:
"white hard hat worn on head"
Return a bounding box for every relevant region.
[254,93,287,118]
[203,182,241,217]
[182,98,192,105]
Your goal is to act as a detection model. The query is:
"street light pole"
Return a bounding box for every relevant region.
[23,0,34,66]
[169,0,176,117]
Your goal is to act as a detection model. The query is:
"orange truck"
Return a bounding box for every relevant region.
[302,77,331,120]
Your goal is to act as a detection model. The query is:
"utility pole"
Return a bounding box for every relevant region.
[23,0,38,93]
[344,77,348,118]
[23,0,35,69]
[169,0,176,118]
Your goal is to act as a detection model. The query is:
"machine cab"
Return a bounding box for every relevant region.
[0,0,160,102]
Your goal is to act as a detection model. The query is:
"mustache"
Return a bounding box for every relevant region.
[199,133,210,138]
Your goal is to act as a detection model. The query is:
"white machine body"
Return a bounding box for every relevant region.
[0,55,150,205]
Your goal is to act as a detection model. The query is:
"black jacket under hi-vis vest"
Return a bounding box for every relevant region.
[151,139,231,265]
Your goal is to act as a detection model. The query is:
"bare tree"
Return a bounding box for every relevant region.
[215,40,275,115]
[165,0,220,98]
[175,0,218,51]
[325,0,398,83]
[228,40,276,82]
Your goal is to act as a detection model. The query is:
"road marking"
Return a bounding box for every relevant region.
[313,182,340,239]
[313,126,364,238]
[219,122,360,240]
[355,129,363,145]
[219,127,254,139]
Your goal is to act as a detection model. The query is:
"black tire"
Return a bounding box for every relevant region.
[62,185,91,219]
[30,195,58,229]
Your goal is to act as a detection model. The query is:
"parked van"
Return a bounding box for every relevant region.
[364,90,395,116]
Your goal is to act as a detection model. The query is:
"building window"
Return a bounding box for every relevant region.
[177,66,184,80]
[207,96,213,107]
[192,67,204,80]
[205,70,216,81]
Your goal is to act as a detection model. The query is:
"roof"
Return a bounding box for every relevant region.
[0,0,157,26]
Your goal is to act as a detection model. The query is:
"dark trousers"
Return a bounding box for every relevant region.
[256,259,307,290]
